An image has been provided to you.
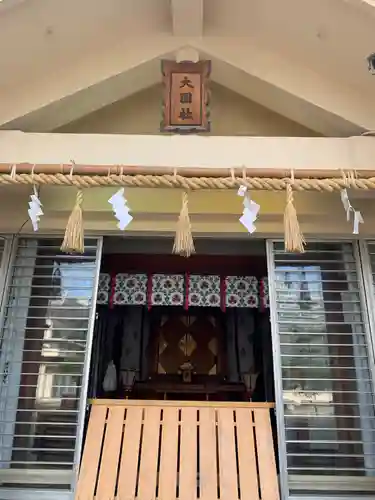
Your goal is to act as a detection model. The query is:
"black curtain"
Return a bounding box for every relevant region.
[88,307,124,398]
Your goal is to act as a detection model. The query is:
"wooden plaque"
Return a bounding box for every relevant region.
[161,60,211,133]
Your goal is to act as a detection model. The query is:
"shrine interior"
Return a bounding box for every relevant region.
[88,237,274,404]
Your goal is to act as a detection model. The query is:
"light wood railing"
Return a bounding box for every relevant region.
[76,400,279,500]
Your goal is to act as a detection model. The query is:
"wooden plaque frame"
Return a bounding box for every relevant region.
[161,60,211,133]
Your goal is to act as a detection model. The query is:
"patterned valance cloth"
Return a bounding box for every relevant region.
[225,276,258,308]
[97,273,267,309]
[188,274,221,307]
[113,273,147,306]
[151,274,184,306]
[97,273,111,305]
[260,277,269,309]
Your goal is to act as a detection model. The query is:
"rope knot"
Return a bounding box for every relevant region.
[284,181,305,253]
[61,188,84,254]
[76,189,84,206]
[173,191,195,258]
[286,182,294,204]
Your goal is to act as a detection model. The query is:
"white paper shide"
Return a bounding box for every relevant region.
[340,188,364,234]
[238,186,260,234]
[28,190,43,231]
[108,188,133,230]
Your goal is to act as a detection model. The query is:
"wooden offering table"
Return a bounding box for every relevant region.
[76,399,279,500]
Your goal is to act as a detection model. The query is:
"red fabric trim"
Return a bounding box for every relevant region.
[220,276,226,312]
[109,274,116,309]
[185,272,190,310]
[147,274,152,310]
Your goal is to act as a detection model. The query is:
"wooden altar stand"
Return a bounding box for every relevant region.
[75,399,279,500]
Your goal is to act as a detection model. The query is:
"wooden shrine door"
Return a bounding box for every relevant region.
[145,309,228,400]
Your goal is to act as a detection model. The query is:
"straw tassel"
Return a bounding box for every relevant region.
[61,189,84,254]
[284,183,305,253]
[173,191,195,258]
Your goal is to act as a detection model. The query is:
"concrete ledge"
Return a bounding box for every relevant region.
[0,131,374,175]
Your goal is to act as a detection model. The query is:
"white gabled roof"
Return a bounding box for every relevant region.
[0,0,373,136]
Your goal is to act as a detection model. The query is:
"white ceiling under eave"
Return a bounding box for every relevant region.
[0,0,374,136]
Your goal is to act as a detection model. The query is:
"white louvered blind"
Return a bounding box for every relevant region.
[0,238,100,492]
[268,241,375,497]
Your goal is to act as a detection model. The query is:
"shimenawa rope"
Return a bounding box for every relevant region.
[0,172,374,191]
[4,171,366,255]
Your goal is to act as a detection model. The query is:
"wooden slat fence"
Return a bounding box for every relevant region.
[75,400,279,500]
